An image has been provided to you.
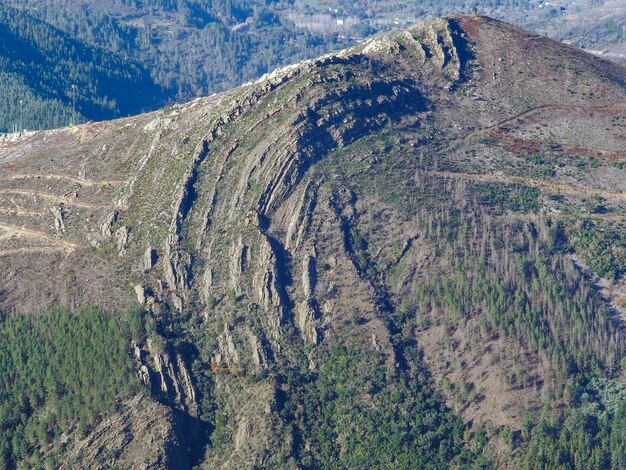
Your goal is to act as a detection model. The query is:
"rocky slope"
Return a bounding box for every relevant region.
[1,15,626,469]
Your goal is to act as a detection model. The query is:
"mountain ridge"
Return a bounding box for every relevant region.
[0,2,166,133]
[1,14,626,469]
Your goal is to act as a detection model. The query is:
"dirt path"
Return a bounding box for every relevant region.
[0,189,111,209]
[475,104,626,136]
[0,222,80,249]
[433,170,626,202]
[0,207,45,217]
[1,173,126,186]
[0,246,70,256]
[502,209,626,224]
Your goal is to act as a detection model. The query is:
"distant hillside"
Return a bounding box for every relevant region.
[550,0,626,60]
[0,3,164,133]
[2,0,346,131]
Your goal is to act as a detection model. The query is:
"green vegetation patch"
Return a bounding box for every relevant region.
[0,3,164,132]
[416,211,624,373]
[0,307,139,468]
[523,378,626,469]
[570,222,626,280]
[411,206,626,467]
[612,159,626,170]
[473,182,540,213]
[285,347,484,469]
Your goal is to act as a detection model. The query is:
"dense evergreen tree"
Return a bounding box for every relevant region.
[0,307,139,468]
[0,3,163,132]
[0,1,344,132]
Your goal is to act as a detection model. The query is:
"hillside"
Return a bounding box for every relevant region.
[0,3,165,133]
[551,0,626,59]
[1,14,626,469]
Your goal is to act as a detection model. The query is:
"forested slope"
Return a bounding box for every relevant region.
[0,3,165,133]
[1,0,345,132]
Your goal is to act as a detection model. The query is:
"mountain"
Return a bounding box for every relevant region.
[0,3,165,133]
[1,14,626,469]
[4,0,626,133]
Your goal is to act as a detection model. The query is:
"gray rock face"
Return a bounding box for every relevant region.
[134,284,146,305]
[141,338,198,415]
[59,394,190,470]
[50,204,66,233]
[215,326,240,366]
[101,209,119,238]
[297,301,318,345]
[229,237,248,297]
[143,246,157,271]
[115,226,129,256]
[139,365,151,387]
